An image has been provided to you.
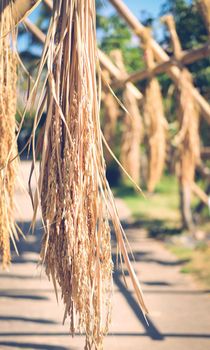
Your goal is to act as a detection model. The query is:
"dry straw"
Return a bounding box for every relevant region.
[28,1,147,348]
[0,1,18,268]
[111,50,143,185]
[142,29,167,193]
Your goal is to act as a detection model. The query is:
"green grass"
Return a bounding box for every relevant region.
[113,175,180,225]
[169,244,210,288]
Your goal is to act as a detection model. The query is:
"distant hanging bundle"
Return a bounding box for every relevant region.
[0,1,18,268]
[121,88,143,185]
[162,15,201,230]
[143,30,167,193]
[111,50,143,185]
[30,1,147,348]
[102,70,120,163]
[175,69,200,229]
[198,0,210,34]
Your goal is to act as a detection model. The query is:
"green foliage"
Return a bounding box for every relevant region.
[97,8,144,72]
[160,0,210,94]
[161,0,207,49]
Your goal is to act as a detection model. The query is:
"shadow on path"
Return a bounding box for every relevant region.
[0,291,48,301]
[113,269,164,341]
[3,219,209,346]
[0,332,210,339]
[0,316,57,325]
[0,342,70,350]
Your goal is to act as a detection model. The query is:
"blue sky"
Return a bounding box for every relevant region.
[125,0,162,14]
[103,0,163,17]
[19,1,165,53]
[98,0,165,42]
[28,1,164,24]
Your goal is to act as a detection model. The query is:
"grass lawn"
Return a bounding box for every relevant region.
[169,244,210,289]
[113,175,210,288]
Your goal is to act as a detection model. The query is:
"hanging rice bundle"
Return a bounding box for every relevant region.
[197,0,210,34]
[175,69,200,229]
[162,15,201,229]
[161,15,182,57]
[29,1,147,348]
[111,49,143,185]
[121,88,143,185]
[102,70,120,163]
[0,1,18,268]
[142,30,167,193]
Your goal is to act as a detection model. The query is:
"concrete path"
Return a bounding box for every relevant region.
[0,161,210,350]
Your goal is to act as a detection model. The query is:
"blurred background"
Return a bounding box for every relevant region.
[1,0,210,349]
[17,0,210,273]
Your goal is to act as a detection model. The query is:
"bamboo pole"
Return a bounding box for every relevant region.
[1,0,42,25]
[112,42,210,88]
[98,50,142,100]
[24,18,46,43]
[14,0,210,122]
[109,0,210,124]
[23,17,142,101]
[42,0,143,100]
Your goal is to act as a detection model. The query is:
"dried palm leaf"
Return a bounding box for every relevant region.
[28,1,147,348]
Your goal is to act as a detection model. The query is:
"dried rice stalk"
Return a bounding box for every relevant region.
[197,0,210,34]
[142,30,167,192]
[0,1,18,268]
[102,70,120,163]
[29,1,147,348]
[111,50,143,185]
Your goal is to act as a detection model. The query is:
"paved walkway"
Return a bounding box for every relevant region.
[0,162,210,350]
